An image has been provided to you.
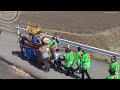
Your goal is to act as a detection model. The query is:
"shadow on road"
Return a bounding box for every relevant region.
[12,51,24,60]
[12,50,81,79]
[48,61,80,79]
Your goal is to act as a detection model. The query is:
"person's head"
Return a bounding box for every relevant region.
[77,47,81,51]
[65,48,70,53]
[56,49,59,52]
[82,49,86,54]
[111,56,117,63]
[109,68,116,75]
[52,37,55,40]
[19,33,23,37]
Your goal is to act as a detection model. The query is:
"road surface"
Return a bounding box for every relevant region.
[0,29,120,79]
[0,58,27,79]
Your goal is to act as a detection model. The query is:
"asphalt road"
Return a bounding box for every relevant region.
[0,59,24,79]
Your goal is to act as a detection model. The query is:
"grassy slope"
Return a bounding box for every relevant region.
[8,11,120,53]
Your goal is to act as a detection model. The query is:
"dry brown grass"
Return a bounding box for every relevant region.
[6,11,120,59]
[9,65,33,79]
[46,27,120,63]
[45,27,120,52]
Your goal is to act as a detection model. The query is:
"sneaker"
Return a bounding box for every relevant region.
[60,68,63,71]
[66,72,70,76]
[86,78,91,79]
[71,72,74,75]
[53,64,55,67]
[76,70,79,73]
[48,69,50,71]
[57,67,59,69]
[44,69,49,72]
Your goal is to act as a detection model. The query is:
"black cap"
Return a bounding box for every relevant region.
[77,47,81,51]
[109,68,115,75]
[111,56,117,63]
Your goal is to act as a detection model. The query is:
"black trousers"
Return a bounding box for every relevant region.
[66,67,74,75]
[76,65,82,73]
[81,70,91,79]
[54,60,61,69]
[20,45,24,57]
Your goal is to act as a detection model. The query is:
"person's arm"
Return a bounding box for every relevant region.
[25,36,29,41]
[110,63,114,69]
[55,41,57,45]
[74,53,77,61]
[65,53,70,61]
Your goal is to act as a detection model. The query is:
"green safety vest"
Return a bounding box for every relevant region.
[49,40,57,46]
[75,51,82,66]
[81,53,90,70]
[110,62,120,75]
[106,74,120,79]
[65,51,75,68]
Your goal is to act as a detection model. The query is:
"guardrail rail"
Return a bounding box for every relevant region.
[15,25,120,59]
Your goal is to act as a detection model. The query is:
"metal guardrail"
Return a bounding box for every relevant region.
[15,25,120,59]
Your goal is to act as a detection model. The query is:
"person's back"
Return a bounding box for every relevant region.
[32,36,39,43]
[65,51,75,61]
[110,62,120,75]
[69,51,75,61]
[39,45,49,59]
[65,50,75,68]
[75,51,81,61]
[54,51,60,61]
[64,49,75,75]
[81,50,91,79]
[106,74,120,79]
[106,68,120,79]
[81,52,90,70]
[110,56,120,75]
[75,47,83,73]
[75,47,82,65]
[39,44,50,72]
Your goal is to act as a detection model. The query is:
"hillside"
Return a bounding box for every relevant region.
[6,11,120,52]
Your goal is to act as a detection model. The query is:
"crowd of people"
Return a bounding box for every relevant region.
[17,32,120,79]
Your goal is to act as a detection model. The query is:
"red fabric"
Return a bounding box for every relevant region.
[39,46,45,51]
[52,45,57,51]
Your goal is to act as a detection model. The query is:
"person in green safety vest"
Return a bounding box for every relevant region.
[106,68,120,79]
[49,37,58,46]
[81,50,91,79]
[65,48,75,76]
[110,56,120,75]
[49,37,58,59]
[75,47,83,74]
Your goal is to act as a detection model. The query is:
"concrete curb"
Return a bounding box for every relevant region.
[0,56,40,79]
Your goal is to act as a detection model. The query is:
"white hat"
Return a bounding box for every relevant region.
[43,38,50,43]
